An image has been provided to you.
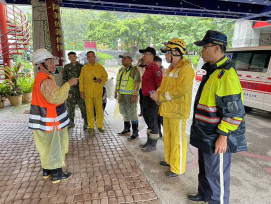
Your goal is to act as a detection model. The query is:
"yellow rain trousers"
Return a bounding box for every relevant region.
[85,97,104,129]
[32,75,71,170]
[163,118,187,174]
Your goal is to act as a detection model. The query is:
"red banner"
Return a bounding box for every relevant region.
[46,0,64,66]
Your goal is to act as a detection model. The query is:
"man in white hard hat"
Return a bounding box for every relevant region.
[29,48,78,183]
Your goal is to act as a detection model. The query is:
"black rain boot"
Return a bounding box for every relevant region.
[139,129,151,148]
[118,121,131,135]
[142,134,158,152]
[51,168,72,184]
[42,169,51,179]
[138,105,143,116]
[127,123,139,141]
[83,119,88,130]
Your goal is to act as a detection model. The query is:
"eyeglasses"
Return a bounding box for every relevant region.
[202,44,216,50]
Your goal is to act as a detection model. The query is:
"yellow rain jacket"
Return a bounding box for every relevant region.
[157,57,195,119]
[32,74,71,169]
[79,62,108,98]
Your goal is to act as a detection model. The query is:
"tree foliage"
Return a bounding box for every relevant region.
[60,9,236,54]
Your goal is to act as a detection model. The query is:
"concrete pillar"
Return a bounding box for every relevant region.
[31,0,62,86]
[232,20,260,47]
[32,0,50,52]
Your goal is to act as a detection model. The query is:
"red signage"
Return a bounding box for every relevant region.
[253,21,271,28]
[46,0,64,66]
[84,40,97,50]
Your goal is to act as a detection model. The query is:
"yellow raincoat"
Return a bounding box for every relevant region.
[79,62,108,128]
[157,57,195,174]
[32,75,71,170]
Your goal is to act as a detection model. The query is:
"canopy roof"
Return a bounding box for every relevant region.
[5,0,271,20]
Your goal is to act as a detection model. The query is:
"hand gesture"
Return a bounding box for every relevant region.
[68,78,78,86]
[80,92,85,100]
[94,78,102,83]
[131,95,137,104]
[150,90,159,102]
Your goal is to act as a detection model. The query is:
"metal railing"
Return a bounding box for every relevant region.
[0,5,30,56]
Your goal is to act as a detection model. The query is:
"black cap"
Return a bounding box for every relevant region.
[139,47,156,56]
[194,30,227,47]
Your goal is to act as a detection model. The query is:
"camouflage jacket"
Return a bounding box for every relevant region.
[62,62,84,95]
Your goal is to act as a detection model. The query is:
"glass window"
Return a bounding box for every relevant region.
[227,50,271,73]
[234,52,252,71]
[250,54,268,73]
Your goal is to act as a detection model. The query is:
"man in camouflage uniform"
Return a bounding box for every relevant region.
[62,51,87,129]
[115,52,141,140]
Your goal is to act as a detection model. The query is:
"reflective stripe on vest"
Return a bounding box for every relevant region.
[29,111,68,123]
[116,66,134,95]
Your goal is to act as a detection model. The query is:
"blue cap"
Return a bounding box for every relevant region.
[194,30,227,47]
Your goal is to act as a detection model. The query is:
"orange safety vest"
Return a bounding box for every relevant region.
[28,72,70,132]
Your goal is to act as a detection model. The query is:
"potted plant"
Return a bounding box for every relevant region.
[18,76,34,103]
[0,63,23,106]
[0,80,9,107]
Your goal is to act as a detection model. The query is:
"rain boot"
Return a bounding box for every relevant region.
[83,119,88,130]
[138,105,143,116]
[142,133,159,152]
[139,129,151,148]
[118,121,131,135]
[51,168,72,184]
[42,169,51,179]
[127,122,139,141]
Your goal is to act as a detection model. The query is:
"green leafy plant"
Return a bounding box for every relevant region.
[0,63,23,96]
[96,52,114,66]
[0,80,10,98]
[18,77,34,93]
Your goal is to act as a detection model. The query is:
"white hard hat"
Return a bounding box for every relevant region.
[32,48,54,65]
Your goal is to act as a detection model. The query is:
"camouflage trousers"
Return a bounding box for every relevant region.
[66,94,87,124]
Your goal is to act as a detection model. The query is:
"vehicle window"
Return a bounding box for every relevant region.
[228,50,271,73]
[250,54,268,73]
[234,52,252,71]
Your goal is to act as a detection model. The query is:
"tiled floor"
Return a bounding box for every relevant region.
[0,108,160,204]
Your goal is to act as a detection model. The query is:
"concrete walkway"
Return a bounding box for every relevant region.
[0,101,271,204]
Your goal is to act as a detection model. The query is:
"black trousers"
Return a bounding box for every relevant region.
[142,95,159,134]
[139,89,143,114]
[158,114,163,135]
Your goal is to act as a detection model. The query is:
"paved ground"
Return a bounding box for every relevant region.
[0,104,159,204]
[0,98,270,204]
[106,99,271,204]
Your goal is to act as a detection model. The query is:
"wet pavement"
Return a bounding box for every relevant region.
[0,104,159,204]
[0,100,271,204]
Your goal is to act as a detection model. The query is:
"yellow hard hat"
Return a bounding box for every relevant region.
[161,38,187,55]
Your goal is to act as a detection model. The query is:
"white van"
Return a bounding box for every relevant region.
[195,46,271,112]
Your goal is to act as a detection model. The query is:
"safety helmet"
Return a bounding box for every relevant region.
[32,48,54,65]
[161,38,187,55]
